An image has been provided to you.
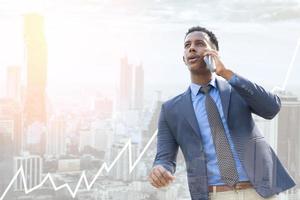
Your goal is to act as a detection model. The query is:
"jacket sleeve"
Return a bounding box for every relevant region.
[228,73,281,119]
[152,103,179,174]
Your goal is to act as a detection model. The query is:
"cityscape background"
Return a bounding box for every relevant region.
[0,0,300,199]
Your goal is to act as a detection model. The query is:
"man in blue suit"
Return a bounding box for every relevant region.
[148,26,295,200]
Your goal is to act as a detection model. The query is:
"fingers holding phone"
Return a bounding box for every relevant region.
[203,49,227,76]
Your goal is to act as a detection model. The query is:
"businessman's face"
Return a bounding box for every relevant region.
[183,31,215,74]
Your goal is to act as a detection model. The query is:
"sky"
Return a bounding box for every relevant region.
[0,0,300,98]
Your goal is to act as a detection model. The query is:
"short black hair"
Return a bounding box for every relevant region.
[185,26,219,51]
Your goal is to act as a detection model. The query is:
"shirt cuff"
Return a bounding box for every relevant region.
[228,73,239,85]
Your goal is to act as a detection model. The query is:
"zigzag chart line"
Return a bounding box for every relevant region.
[1,38,299,200]
[0,130,158,200]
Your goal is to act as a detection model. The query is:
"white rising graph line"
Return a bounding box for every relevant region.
[0,130,158,200]
[272,38,300,93]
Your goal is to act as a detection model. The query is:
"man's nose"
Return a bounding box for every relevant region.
[188,44,196,53]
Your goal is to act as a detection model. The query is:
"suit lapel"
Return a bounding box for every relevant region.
[216,77,231,122]
[179,78,232,138]
[179,87,202,138]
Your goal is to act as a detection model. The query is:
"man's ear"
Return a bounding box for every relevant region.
[182,56,186,64]
[212,43,218,51]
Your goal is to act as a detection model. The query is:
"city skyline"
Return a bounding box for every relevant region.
[0,0,299,199]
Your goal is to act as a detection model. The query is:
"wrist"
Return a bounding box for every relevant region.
[219,69,234,80]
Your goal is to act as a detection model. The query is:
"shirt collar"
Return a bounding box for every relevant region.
[190,75,217,97]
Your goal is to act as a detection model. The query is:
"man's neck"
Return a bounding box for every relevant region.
[191,73,212,86]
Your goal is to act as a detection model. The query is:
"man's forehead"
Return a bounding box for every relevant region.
[184,31,210,42]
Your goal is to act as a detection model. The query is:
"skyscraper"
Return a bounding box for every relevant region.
[119,56,133,111]
[23,13,47,155]
[23,13,47,126]
[133,63,144,110]
[119,57,145,112]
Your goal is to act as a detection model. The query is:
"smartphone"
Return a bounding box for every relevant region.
[204,55,216,72]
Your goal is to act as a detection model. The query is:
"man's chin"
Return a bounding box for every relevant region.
[189,64,209,74]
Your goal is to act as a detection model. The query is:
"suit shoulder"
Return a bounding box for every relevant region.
[162,91,187,110]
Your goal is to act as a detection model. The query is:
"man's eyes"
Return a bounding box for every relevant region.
[184,42,206,48]
[196,42,206,46]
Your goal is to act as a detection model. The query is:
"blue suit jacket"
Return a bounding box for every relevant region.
[153,74,295,200]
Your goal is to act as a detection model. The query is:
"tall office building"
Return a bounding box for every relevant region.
[119,56,133,111]
[23,13,47,155]
[133,63,144,110]
[23,13,47,125]
[14,155,42,191]
[6,66,21,102]
[276,92,300,189]
[46,116,66,157]
[119,57,145,112]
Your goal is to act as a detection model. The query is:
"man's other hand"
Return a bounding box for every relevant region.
[148,165,176,188]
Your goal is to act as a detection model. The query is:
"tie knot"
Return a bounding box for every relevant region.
[199,85,212,94]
